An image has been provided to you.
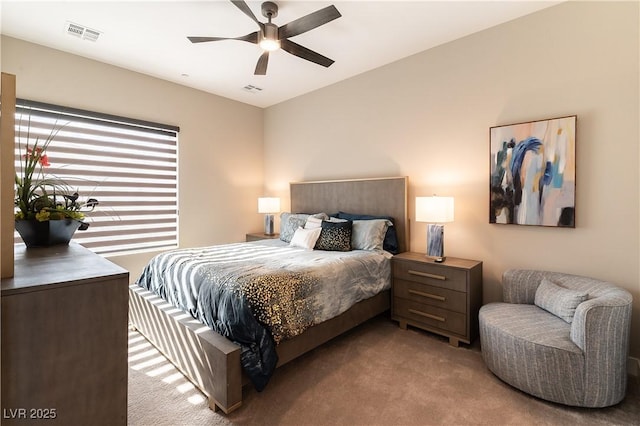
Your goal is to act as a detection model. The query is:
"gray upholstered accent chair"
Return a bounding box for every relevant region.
[479,269,632,408]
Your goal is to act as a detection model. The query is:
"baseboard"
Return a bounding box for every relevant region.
[628,356,640,377]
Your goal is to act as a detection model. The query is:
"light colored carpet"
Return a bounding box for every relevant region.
[128,315,639,425]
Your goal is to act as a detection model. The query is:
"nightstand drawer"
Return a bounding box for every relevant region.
[393,261,467,292]
[394,298,466,336]
[394,279,466,314]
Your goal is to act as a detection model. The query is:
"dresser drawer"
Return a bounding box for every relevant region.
[393,260,467,292]
[394,279,466,314]
[394,298,466,336]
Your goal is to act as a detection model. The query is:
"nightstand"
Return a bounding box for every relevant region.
[391,252,482,347]
[246,232,280,242]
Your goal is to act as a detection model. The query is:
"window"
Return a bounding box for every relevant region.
[15,99,179,257]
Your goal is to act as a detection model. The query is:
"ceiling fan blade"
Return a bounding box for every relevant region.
[278,5,341,40]
[254,51,269,75]
[280,39,334,68]
[231,0,263,29]
[188,31,259,44]
[188,36,231,43]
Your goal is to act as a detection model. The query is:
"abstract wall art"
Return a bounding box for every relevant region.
[490,115,576,227]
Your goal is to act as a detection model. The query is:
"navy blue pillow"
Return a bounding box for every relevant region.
[333,212,399,254]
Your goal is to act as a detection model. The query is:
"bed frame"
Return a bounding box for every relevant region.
[128,176,408,413]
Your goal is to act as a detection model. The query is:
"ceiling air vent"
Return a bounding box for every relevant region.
[65,21,101,42]
[242,84,263,94]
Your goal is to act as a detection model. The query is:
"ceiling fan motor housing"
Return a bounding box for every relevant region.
[261,1,278,19]
[263,23,278,42]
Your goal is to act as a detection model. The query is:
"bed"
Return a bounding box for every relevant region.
[128,176,409,413]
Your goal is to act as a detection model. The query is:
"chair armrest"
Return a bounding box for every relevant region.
[570,290,632,406]
[570,288,633,352]
[502,269,548,304]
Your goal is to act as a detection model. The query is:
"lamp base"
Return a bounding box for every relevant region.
[263,214,275,236]
[426,224,445,262]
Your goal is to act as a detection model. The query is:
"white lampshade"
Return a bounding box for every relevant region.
[258,197,280,214]
[416,196,454,223]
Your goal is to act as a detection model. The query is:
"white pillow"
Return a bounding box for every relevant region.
[289,227,322,249]
[304,216,323,229]
[351,219,391,251]
[327,217,348,223]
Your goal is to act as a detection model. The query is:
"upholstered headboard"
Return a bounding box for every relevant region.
[290,177,409,253]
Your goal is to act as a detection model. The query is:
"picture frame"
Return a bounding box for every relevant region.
[489,115,576,227]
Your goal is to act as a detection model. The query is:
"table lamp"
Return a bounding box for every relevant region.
[258,197,280,236]
[415,196,454,262]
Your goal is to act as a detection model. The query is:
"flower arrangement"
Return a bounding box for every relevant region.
[14,118,98,228]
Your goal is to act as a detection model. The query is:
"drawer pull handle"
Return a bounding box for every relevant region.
[408,289,446,301]
[409,309,446,322]
[408,269,446,281]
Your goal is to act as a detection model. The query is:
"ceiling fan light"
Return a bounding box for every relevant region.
[260,23,280,51]
[259,38,280,51]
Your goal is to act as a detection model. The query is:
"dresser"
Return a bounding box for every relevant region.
[1,243,129,425]
[391,252,482,347]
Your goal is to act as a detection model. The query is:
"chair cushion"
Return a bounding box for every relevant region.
[534,278,588,323]
[479,303,585,406]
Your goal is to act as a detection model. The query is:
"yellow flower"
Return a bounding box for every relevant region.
[35,210,50,222]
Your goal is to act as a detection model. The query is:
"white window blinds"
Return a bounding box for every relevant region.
[14,99,179,257]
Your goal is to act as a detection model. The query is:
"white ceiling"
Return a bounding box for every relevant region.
[0,1,560,108]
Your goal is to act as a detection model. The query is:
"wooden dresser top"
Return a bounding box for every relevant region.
[2,243,128,296]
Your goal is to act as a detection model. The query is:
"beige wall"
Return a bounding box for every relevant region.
[1,36,265,279]
[264,2,640,358]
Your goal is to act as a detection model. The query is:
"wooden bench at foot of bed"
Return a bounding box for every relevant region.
[128,285,242,413]
[129,284,390,414]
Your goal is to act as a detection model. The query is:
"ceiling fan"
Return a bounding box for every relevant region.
[187,0,342,75]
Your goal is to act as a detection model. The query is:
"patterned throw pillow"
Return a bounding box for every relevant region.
[314,220,352,251]
[279,214,307,243]
[534,278,588,323]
